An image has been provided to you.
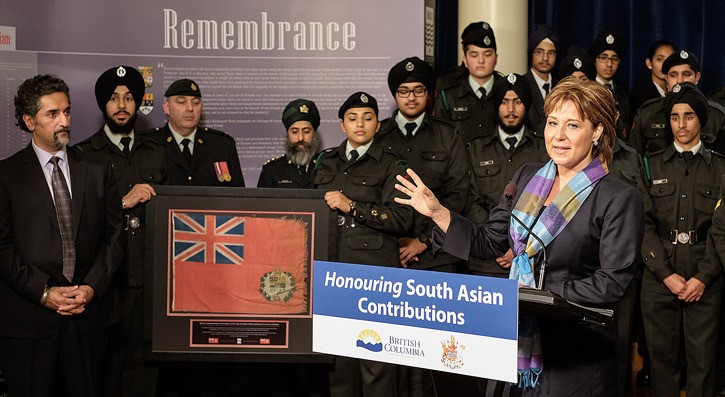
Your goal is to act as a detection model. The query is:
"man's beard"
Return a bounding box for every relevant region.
[500,117,524,134]
[104,111,137,134]
[54,128,71,149]
[286,133,321,167]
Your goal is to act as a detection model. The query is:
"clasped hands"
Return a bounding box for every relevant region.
[44,285,95,315]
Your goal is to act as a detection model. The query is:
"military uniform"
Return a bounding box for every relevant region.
[314,139,412,397]
[608,138,660,397]
[521,71,555,134]
[434,73,503,144]
[257,154,316,188]
[629,97,725,155]
[144,124,244,187]
[377,112,469,272]
[641,144,725,397]
[464,126,547,276]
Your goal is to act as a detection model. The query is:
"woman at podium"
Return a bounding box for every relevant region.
[395,77,644,396]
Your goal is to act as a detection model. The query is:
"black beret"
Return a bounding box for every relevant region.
[338,92,378,119]
[165,79,202,97]
[282,98,320,130]
[528,25,560,55]
[461,21,497,51]
[387,57,435,96]
[490,73,532,112]
[94,66,145,111]
[558,46,597,81]
[590,30,626,59]
[664,82,708,131]
[662,50,700,75]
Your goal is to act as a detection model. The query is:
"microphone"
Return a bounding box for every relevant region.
[504,182,548,290]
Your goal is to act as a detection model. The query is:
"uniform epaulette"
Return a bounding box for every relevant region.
[264,155,284,165]
[314,148,334,170]
[639,97,662,110]
[710,149,725,158]
[707,99,725,115]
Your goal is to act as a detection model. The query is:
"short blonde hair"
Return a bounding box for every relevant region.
[544,77,617,164]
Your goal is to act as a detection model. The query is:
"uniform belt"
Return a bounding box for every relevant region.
[656,221,710,245]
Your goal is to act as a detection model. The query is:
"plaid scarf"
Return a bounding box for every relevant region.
[508,158,608,388]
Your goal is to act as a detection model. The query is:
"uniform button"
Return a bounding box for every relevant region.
[485,170,490,175]
[362,181,366,185]
[187,176,193,181]
[508,159,513,163]
[149,176,154,180]
[406,148,411,152]
[659,188,664,193]
[681,194,687,199]
[363,243,368,247]
[707,190,712,195]
[344,171,348,175]
[680,217,685,221]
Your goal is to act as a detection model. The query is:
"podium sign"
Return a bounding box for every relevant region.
[312,261,518,382]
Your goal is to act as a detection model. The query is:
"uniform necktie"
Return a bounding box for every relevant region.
[298,165,306,176]
[506,136,518,153]
[181,138,193,165]
[478,87,487,99]
[542,83,550,96]
[605,83,614,91]
[50,156,75,282]
[349,149,359,163]
[120,136,132,157]
[404,122,417,139]
[681,151,694,163]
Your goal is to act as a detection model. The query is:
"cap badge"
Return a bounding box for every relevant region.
[673,84,681,93]
[574,58,583,69]
[482,22,490,30]
[190,83,198,91]
[606,34,614,44]
[360,93,369,103]
[300,104,309,114]
[405,62,414,72]
[680,50,689,59]
[116,66,126,77]
[507,74,517,84]
[484,36,491,46]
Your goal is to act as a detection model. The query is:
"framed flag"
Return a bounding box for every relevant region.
[145,186,336,362]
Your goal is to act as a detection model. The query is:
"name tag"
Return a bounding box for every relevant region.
[650,123,665,129]
[453,107,468,112]
[479,160,494,166]
[278,179,293,184]
[652,178,668,185]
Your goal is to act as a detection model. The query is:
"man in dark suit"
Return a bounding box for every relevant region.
[522,25,559,133]
[0,74,123,396]
[146,79,244,187]
[258,98,321,188]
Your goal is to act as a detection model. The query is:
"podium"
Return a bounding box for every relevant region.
[518,287,615,329]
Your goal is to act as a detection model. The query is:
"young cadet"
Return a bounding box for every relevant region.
[629,50,725,156]
[465,73,547,277]
[378,57,469,272]
[591,30,631,140]
[314,92,412,397]
[630,41,677,120]
[558,46,597,84]
[435,22,503,144]
[641,82,725,397]
[522,25,560,132]
[75,65,165,395]
[258,98,321,188]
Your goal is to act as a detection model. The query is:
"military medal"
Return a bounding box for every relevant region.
[214,161,231,182]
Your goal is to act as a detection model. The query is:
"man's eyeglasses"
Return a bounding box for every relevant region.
[533,49,557,57]
[396,87,427,97]
[596,55,621,65]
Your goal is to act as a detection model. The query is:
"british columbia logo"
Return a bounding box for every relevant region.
[356,329,383,352]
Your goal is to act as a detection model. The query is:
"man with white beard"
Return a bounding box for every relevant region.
[258,98,321,188]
